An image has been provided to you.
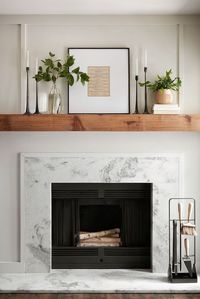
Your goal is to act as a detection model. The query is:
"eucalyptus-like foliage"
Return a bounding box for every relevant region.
[139,69,181,92]
[33,52,89,86]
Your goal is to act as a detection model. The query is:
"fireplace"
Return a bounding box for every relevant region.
[52,182,152,269]
[22,154,180,273]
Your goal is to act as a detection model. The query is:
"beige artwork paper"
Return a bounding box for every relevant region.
[88,66,110,97]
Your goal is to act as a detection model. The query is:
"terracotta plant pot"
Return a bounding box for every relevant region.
[155,89,173,104]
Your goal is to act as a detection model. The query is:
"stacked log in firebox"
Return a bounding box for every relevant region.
[78,228,121,247]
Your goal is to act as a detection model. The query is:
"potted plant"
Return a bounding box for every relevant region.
[34,52,89,114]
[139,69,181,104]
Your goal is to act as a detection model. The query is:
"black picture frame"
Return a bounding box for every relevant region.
[67,47,130,114]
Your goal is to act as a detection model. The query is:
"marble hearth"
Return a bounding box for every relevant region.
[21,153,182,273]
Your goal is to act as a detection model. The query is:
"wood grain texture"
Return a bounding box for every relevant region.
[0,114,200,132]
[0,294,200,299]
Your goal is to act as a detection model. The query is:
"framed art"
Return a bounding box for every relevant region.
[68,48,130,114]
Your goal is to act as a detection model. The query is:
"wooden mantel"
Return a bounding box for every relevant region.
[0,114,200,131]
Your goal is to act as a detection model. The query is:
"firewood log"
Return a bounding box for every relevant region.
[78,243,120,247]
[80,232,119,238]
[79,228,120,240]
[107,233,119,238]
[80,237,121,243]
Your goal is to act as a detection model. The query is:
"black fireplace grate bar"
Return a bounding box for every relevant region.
[52,246,150,257]
[52,247,98,256]
[52,183,152,201]
[53,192,151,200]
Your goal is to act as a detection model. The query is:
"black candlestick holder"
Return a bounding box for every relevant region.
[143,67,149,114]
[24,67,31,115]
[134,75,139,114]
[34,79,40,114]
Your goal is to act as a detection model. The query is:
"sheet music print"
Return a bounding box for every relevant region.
[88,66,110,97]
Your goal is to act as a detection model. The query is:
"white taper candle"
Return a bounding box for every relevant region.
[144,49,147,68]
[26,50,30,68]
[135,57,139,76]
[35,57,38,74]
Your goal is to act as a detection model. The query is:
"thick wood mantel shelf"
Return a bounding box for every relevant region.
[0,114,200,132]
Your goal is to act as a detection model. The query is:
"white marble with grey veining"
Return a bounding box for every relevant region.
[22,153,182,273]
[0,270,199,293]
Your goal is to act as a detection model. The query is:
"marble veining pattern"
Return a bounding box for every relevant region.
[22,154,181,273]
[0,270,199,293]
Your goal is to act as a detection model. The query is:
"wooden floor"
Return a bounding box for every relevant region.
[0,294,200,299]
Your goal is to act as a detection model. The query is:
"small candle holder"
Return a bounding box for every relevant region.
[24,66,31,115]
[135,75,139,114]
[143,67,149,114]
[34,79,40,114]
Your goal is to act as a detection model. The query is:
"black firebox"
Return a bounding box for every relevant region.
[52,183,152,269]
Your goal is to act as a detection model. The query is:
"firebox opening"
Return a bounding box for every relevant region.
[52,182,152,269]
[80,205,122,233]
[79,205,122,247]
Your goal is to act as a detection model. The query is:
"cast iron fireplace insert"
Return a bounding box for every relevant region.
[52,182,152,269]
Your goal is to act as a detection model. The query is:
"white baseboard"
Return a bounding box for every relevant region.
[0,262,25,273]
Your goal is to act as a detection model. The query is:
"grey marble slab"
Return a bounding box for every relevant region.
[21,154,181,273]
[0,270,199,293]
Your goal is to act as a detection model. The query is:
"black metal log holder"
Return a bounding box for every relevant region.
[168,198,197,283]
[34,79,40,114]
[24,67,31,115]
[134,75,139,114]
[143,67,149,114]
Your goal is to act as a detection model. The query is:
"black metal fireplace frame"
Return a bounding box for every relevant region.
[51,182,153,270]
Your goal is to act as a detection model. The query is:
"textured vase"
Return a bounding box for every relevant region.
[48,83,62,114]
[155,89,173,104]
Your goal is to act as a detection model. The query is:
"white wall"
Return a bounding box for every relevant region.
[0,15,200,272]
[0,15,200,114]
[0,24,21,113]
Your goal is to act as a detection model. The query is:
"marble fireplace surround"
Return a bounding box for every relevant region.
[21,153,182,273]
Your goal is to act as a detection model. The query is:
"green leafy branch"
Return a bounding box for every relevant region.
[33,52,89,86]
[139,69,182,92]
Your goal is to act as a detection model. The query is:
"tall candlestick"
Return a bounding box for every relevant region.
[135,57,139,76]
[143,67,149,114]
[24,67,31,115]
[34,80,40,114]
[34,57,40,114]
[35,57,38,74]
[135,75,139,114]
[144,49,147,68]
[26,50,30,68]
